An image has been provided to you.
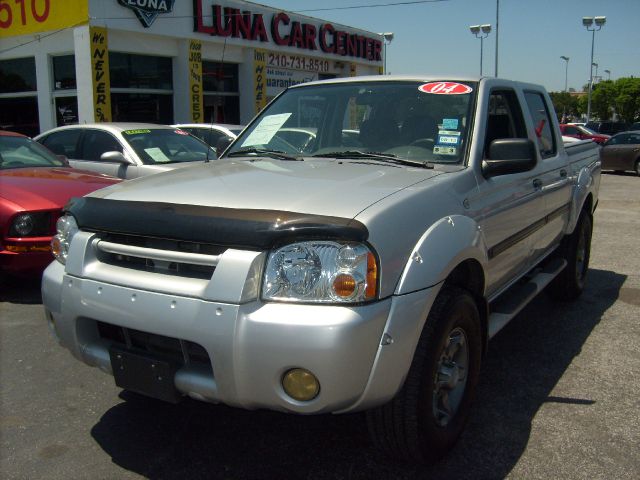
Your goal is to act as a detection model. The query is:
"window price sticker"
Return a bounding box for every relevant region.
[437,135,460,145]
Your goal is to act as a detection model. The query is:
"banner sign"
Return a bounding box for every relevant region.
[188,39,203,122]
[254,49,267,114]
[90,26,112,122]
[0,0,88,38]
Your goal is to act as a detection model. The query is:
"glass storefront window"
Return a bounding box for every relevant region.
[109,53,172,90]
[111,93,173,124]
[53,55,76,90]
[204,95,240,124]
[202,62,238,92]
[0,57,37,93]
[0,97,39,136]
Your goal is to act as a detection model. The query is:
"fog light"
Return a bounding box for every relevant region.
[282,368,320,401]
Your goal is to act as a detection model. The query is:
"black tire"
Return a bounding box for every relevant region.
[548,210,593,301]
[366,286,482,463]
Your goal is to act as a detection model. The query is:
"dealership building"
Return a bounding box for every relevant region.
[0,0,384,136]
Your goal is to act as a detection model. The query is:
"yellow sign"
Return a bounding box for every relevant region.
[254,49,267,114]
[90,26,111,122]
[188,40,203,123]
[0,0,88,38]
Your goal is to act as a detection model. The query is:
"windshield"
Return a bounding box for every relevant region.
[577,125,599,135]
[122,128,216,164]
[0,135,65,170]
[225,80,476,164]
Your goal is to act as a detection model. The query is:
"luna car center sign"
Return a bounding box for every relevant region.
[194,1,382,63]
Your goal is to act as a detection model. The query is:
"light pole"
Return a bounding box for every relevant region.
[470,24,491,76]
[495,0,499,76]
[583,16,606,122]
[560,56,569,92]
[379,32,394,74]
[604,69,611,81]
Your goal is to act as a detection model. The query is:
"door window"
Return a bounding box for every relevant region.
[484,90,527,158]
[40,129,82,158]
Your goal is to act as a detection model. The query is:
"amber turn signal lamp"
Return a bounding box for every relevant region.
[365,252,377,299]
[333,273,357,298]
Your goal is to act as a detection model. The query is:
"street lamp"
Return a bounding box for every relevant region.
[604,69,611,81]
[592,62,599,83]
[470,24,491,76]
[379,32,394,74]
[583,15,606,122]
[560,56,569,92]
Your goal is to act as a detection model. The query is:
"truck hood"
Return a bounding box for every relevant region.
[90,158,442,218]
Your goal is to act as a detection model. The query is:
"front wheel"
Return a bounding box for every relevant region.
[366,286,482,463]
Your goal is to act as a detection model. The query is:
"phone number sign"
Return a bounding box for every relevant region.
[0,0,88,38]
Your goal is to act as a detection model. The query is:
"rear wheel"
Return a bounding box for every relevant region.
[366,286,482,463]
[548,210,592,301]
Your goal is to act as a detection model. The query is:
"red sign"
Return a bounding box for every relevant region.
[418,82,473,95]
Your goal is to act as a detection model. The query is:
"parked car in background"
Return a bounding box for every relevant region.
[601,130,640,175]
[172,123,244,153]
[584,121,629,136]
[0,130,119,277]
[559,124,610,144]
[628,122,640,131]
[35,123,216,180]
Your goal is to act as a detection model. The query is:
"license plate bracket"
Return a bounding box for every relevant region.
[109,346,182,403]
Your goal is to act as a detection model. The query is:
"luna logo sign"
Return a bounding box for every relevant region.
[117,0,175,28]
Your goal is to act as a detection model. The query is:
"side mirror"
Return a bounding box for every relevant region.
[56,154,69,166]
[482,138,537,178]
[100,151,133,164]
[216,136,234,156]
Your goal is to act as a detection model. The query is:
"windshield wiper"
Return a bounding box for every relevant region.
[226,147,302,161]
[312,150,433,169]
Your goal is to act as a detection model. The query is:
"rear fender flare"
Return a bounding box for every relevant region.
[568,164,597,234]
[394,215,488,296]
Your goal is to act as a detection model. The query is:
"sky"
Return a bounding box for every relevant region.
[256,0,640,93]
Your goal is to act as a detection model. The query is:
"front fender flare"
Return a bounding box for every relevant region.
[394,215,488,295]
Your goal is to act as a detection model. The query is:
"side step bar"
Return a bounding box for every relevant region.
[488,258,567,339]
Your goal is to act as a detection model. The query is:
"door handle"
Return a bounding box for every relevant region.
[560,169,567,178]
[533,179,543,190]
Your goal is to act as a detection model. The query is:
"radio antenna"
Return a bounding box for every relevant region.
[206,35,228,163]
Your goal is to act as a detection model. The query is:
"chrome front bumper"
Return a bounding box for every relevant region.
[42,235,440,414]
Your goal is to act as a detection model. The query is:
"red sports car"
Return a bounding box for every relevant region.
[0,130,120,276]
[559,124,610,145]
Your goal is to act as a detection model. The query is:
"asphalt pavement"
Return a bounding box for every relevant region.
[1,172,638,480]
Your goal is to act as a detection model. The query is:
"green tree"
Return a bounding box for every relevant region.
[614,77,640,123]
[591,80,617,121]
[549,91,579,121]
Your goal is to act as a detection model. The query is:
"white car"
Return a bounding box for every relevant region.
[172,123,244,152]
[35,123,216,180]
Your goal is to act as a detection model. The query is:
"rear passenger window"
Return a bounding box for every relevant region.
[81,130,122,161]
[524,92,556,158]
[40,130,81,158]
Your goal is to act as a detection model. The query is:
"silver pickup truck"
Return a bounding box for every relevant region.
[42,76,600,463]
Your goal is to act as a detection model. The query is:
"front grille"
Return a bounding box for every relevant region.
[95,233,226,280]
[97,321,211,368]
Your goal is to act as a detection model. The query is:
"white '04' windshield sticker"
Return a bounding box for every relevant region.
[241,113,292,147]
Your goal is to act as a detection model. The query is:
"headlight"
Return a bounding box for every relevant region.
[9,212,51,237]
[51,215,79,264]
[12,214,34,236]
[263,241,378,304]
